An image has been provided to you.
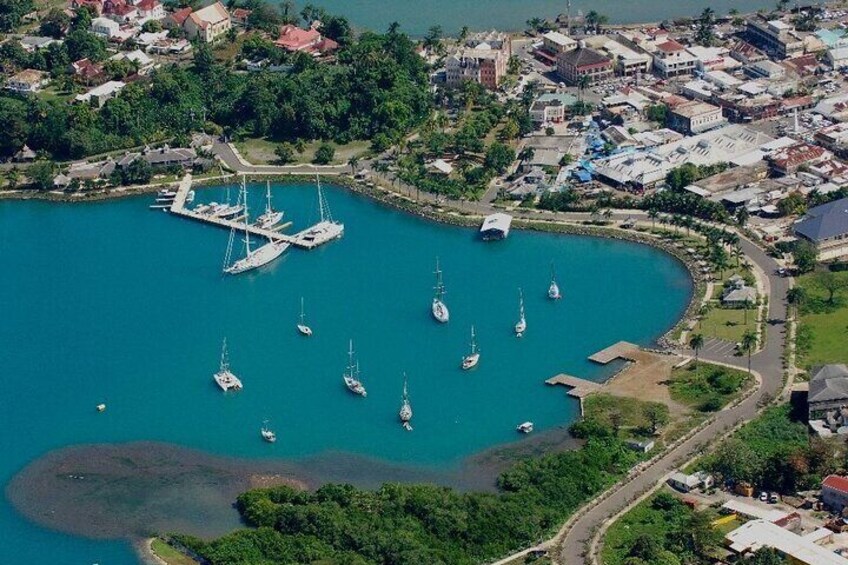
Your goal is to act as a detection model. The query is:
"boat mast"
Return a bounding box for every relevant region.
[265,180,273,215]
[347,339,355,378]
[519,288,525,319]
[317,174,333,223]
[403,373,409,403]
[434,257,445,299]
[242,176,251,256]
[470,326,477,355]
[300,296,306,324]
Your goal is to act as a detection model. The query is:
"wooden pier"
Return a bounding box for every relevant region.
[545,374,602,398]
[588,341,640,364]
[168,174,343,250]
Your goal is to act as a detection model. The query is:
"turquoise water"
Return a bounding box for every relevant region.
[0,183,690,562]
[309,0,771,35]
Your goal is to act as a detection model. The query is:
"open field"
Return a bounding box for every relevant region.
[150,539,197,565]
[698,305,757,343]
[797,271,848,367]
[235,137,369,166]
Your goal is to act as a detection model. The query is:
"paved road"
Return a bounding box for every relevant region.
[556,234,789,564]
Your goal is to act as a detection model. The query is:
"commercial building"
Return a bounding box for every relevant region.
[183,2,231,43]
[589,37,651,77]
[529,92,576,125]
[539,31,576,63]
[745,18,804,59]
[726,519,848,565]
[767,142,830,175]
[652,39,697,78]
[667,100,726,135]
[795,198,848,260]
[745,59,786,80]
[555,46,613,86]
[814,122,848,158]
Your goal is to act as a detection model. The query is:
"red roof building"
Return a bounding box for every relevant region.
[167,6,192,27]
[823,475,848,512]
[69,58,104,84]
[274,24,321,51]
[768,142,830,175]
[656,39,686,53]
[231,7,251,26]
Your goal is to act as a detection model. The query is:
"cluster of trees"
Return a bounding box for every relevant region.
[641,191,730,223]
[0,0,34,32]
[0,22,432,160]
[173,433,639,564]
[229,0,353,45]
[664,162,729,192]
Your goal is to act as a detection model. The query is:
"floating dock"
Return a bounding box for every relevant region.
[588,341,640,364]
[168,174,343,250]
[545,374,602,398]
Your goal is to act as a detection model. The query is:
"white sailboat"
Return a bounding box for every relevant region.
[213,338,243,391]
[515,288,527,337]
[298,175,344,244]
[297,297,313,336]
[343,340,367,397]
[255,181,284,229]
[431,257,450,323]
[260,420,277,443]
[223,178,289,275]
[399,373,413,431]
[461,325,480,370]
[548,263,562,300]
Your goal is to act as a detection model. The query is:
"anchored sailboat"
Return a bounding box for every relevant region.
[343,340,367,397]
[515,288,527,337]
[297,297,313,336]
[298,175,344,244]
[260,420,277,443]
[399,374,413,431]
[223,177,289,275]
[213,338,243,391]
[548,262,562,300]
[254,181,284,229]
[432,257,450,323]
[461,325,480,370]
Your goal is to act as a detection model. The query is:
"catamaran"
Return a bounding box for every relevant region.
[461,326,480,370]
[432,257,449,323]
[297,175,344,245]
[515,288,527,337]
[343,340,367,397]
[254,181,284,229]
[297,297,312,336]
[260,420,277,443]
[548,263,562,300]
[399,374,413,431]
[516,421,534,434]
[213,338,243,392]
[223,179,289,275]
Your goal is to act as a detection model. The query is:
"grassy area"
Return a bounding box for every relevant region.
[698,304,757,343]
[150,539,197,565]
[797,271,848,367]
[669,363,751,412]
[235,137,369,166]
[37,85,76,104]
[582,393,668,440]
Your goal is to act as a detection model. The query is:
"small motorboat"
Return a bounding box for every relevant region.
[516,421,534,434]
[260,421,277,443]
[96,403,106,412]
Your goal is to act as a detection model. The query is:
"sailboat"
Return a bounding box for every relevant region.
[296,297,312,336]
[515,288,527,337]
[254,181,284,229]
[461,326,480,370]
[399,373,413,431]
[260,420,277,443]
[548,263,562,300]
[213,338,243,391]
[223,178,289,275]
[342,340,367,397]
[432,258,450,323]
[298,175,344,244]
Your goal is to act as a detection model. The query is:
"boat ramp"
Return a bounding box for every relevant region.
[167,174,344,250]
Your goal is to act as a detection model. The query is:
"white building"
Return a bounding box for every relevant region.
[5,69,48,93]
[109,49,155,74]
[652,39,697,78]
[541,31,576,57]
[91,17,120,38]
[686,45,740,72]
[668,100,726,135]
[726,520,848,565]
[75,80,126,107]
[183,2,231,43]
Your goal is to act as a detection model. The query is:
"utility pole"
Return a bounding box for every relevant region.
[566,0,571,35]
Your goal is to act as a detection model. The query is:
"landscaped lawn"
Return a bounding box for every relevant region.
[698,304,757,343]
[797,271,848,367]
[669,363,751,412]
[235,137,370,166]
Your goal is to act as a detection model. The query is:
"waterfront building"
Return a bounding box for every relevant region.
[5,69,49,94]
[686,45,740,73]
[446,31,510,90]
[274,23,338,55]
[555,46,613,86]
[794,197,848,260]
[584,36,651,77]
[667,100,726,135]
[651,39,697,78]
[745,17,804,59]
[538,31,576,65]
[183,2,230,43]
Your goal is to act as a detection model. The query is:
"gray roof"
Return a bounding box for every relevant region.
[722,286,757,304]
[795,197,848,242]
[558,47,611,68]
[809,365,848,403]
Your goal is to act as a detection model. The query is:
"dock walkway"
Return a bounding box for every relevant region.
[545,374,602,398]
[168,174,343,250]
[588,341,640,364]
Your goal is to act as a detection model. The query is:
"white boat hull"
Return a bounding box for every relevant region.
[225,240,288,275]
[515,318,526,337]
[297,324,313,336]
[256,211,284,229]
[344,376,367,397]
[548,282,561,300]
[432,299,449,323]
[461,353,480,370]
[214,369,243,391]
[517,421,534,433]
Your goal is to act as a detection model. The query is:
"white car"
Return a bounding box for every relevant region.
[759,491,768,502]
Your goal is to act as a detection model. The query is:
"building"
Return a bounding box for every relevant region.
[5,69,48,94]
[91,16,120,38]
[480,213,512,240]
[745,18,804,59]
[69,58,104,84]
[446,48,508,90]
[529,92,576,125]
[135,0,164,21]
[75,80,126,106]
[592,38,651,77]
[768,142,830,175]
[183,2,230,43]
[667,471,712,492]
[746,59,786,80]
[823,475,848,512]
[109,49,155,75]
[652,39,697,78]
[166,6,192,28]
[814,123,848,158]
[686,45,739,72]
[230,7,251,27]
[667,100,726,135]
[538,31,576,64]
[795,198,848,260]
[19,36,61,52]
[274,23,337,55]
[726,520,848,565]
[721,275,757,307]
[555,47,613,86]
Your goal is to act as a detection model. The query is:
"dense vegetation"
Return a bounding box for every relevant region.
[0,22,431,160]
[172,435,640,564]
[669,363,749,412]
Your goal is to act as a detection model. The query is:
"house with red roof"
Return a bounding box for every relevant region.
[653,38,697,78]
[135,0,164,21]
[274,23,338,55]
[103,0,137,23]
[823,475,848,513]
[231,7,251,27]
[165,6,192,28]
[69,58,104,85]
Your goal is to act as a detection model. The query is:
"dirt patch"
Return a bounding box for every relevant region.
[599,350,690,417]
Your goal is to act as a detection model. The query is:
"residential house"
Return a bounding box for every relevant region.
[103,0,138,23]
[652,39,697,78]
[795,197,848,260]
[555,46,613,86]
[75,80,126,107]
[274,23,337,55]
[135,0,164,21]
[808,365,848,425]
[165,6,192,28]
[19,36,61,52]
[91,16,120,38]
[823,474,848,513]
[231,8,251,27]
[69,58,104,85]
[667,100,726,135]
[721,275,757,308]
[667,471,712,492]
[141,146,197,168]
[109,49,155,74]
[5,69,49,94]
[14,145,36,162]
[183,2,231,43]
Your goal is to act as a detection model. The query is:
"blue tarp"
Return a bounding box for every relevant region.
[573,170,592,183]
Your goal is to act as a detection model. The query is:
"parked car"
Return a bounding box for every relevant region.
[769,493,780,503]
[760,491,769,502]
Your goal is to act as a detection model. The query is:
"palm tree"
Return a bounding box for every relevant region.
[698,303,712,329]
[577,75,591,102]
[648,207,659,229]
[787,286,807,321]
[603,208,613,221]
[740,330,757,374]
[348,155,360,174]
[743,297,752,325]
[689,333,705,365]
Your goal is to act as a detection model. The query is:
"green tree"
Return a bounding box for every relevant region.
[735,206,749,227]
[577,74,591,101]
[39,8,70,38]
[689,333,705,365]
[313,142,335,164]
[786,286,806,320]
[64,29,107,62]
[274,143,294,164]
[794,240,817,273]
[695,7,716,46]
[645,104,668,124]
[28,160,56,190]
[484,142,515,174]
[815,270,846,304]
[777,192,807,216]
[0,97,30,158]
[121,159,152,185]
[643,403,669,434]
